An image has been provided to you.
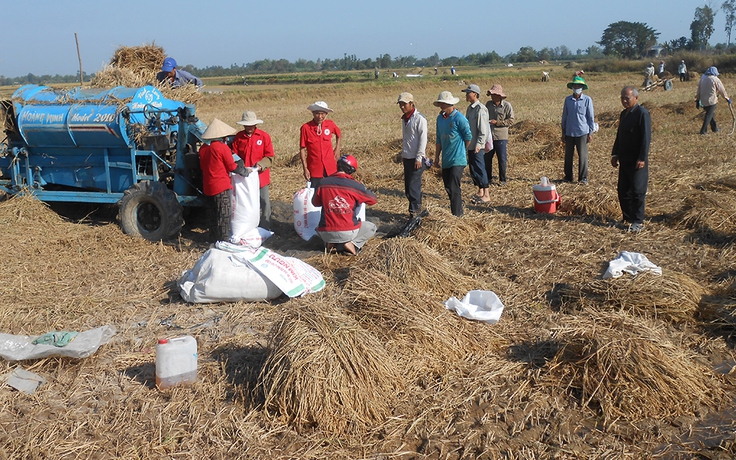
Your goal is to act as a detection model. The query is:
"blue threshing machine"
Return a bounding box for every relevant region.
[0,84,209,240]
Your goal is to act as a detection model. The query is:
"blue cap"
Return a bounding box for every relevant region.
[161,57,177,72]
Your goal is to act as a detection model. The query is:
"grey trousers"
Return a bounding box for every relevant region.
[317,221,377,249]
[564,135,589,182]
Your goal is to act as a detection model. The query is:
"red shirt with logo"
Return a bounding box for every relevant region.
[311,172,377,232]
[299,119,341,178]
[230,128,275,187]
[199,140,237,196]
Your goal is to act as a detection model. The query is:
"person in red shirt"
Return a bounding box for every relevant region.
[312,155,377,255]
[299,101,341,189]
[199,118,247,242]
[230,111,275,229]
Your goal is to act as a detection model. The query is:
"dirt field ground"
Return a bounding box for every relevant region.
[2,68,736,459]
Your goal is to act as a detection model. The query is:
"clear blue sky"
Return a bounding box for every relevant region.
[0,0,726,78]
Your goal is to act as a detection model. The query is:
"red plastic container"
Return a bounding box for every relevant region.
[532,177,560,213]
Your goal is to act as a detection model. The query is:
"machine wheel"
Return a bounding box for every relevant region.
[118,181,183,241]
[664,79,673,91]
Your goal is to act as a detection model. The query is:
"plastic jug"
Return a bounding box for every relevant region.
[532,176,560,213]
[155,336,198,389]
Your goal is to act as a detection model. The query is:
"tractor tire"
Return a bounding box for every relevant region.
[118,181,183,241]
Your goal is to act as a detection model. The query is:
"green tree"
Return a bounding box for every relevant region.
[598,21,659,58]
[724,0,736,46]
[690,5,716,50]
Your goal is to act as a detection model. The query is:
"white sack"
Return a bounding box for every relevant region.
[230,170,260,243]
[217,242,325,297]
[0,325,116,361]
[444,290,505,324]
[603,251,662,279]
[293,183,321,241]
[178,248,282,303]
[231,227,273,248]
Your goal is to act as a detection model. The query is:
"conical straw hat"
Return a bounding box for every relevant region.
[202,118,237,140]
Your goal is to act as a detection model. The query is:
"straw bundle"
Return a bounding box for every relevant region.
[0,193,65,227]
[671,189,736,238]
[414,208,495,252]
[261,303,403,434]
[557,187,620,221]
[557,271,704,323]
[109,43,166,73]
[511,119,565,161]
[359,238,474,298]
[343,269,483,377]
[545,311,725,423]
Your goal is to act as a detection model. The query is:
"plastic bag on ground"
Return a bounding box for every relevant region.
[444,290,505,324]
[0,325,116,361]
[603,251,662,279]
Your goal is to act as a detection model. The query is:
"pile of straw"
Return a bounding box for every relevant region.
[511,119,565,161]
[414,208,496,252]
[557,271,704,323]
[90,44,201,104]
[342,269,483,378]
[358,238,474,298]
[109,43,166,73]
[545,311,725,423]
[671,189,736,239]
[558,187,620,221]
[261,302,403,434]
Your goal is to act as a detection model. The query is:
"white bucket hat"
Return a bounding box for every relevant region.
[433,91,460,107]
[202,118,237,140]
[236,111,263,126]
[307,101,333,113]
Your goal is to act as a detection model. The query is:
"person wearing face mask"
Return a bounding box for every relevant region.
[299,101,341,189]
[561,75,595,185]
[433,91,472,217]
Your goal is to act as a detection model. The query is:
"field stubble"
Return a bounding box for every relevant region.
[2,70,736,458]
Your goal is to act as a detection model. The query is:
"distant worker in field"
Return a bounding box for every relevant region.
[230,111,275,230]
[485,84,515,188]
[461,84,490,203]
[397,92,429,217]
[678,60,687,82]
[561,75,595,185]
[199,119,248,241]
[374,68,380,79]
[299,101,341,189]
[643,62,655,87]
[312,155,377,255]
[657,60,665,78]
[696,66,731,135]
[156,57,203,89]
[451,66,456,75]
[611,86,651,233]
[433,91,472,217]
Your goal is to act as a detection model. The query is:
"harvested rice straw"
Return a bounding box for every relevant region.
[414,208,497,252]
[557,187,620,221]
[544,310,726,423]
[359,238,474,298]
[671,189,736,237]
[557,271,704,323]
[343,269,489,378]
[261,303,403,434]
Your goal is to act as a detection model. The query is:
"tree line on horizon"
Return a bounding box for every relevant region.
[1,3,734,86]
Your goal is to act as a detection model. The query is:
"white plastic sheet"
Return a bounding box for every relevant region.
[603,251,662,279]
[0,325,116,361]
[444,290,505,324]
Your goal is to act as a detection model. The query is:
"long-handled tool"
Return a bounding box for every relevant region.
[728,99,735,135]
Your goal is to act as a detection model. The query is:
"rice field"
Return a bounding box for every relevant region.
[2,62,736,459]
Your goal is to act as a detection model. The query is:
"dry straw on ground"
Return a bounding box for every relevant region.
[545,310,726,424]
[557,185,621,221]
[671,188,736,239]
[557,271,705,323]
[260,302,403,434]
